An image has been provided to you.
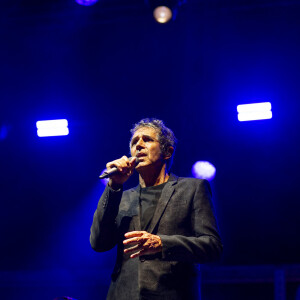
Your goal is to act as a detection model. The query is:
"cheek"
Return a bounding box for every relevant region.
[150,147,163,159]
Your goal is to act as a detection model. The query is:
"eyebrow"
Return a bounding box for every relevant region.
[130,134,155,146]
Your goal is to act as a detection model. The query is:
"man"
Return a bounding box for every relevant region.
[90,118,222,299]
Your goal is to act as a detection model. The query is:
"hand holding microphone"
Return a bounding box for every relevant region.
[99,156,139,188]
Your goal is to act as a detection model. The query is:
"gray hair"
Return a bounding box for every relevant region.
[130,118,177,172]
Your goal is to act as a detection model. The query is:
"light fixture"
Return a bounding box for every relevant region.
[36,119,69,137]
[153,6,173,23]
[146,0,186,23]
[237,102,272,122]
[192,161,216,181]
[75,0,98,6]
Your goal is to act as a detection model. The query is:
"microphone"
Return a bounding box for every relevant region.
[99,157,139,179]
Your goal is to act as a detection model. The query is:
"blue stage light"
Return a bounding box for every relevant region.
[0,125,8,140]
[192,161,216,181]
[237,102,272,122]
[75,0,98,6]
[36,119,69,137]
[99,168,109,186]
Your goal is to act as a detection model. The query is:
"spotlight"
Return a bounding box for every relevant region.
[146,0,186,23]
[237,102,272,122]
[192,161,216,181]
[75,0,98,6]
[153,6,172,23]
[36,119,69,137]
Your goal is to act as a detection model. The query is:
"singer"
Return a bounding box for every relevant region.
[90,118,222,300]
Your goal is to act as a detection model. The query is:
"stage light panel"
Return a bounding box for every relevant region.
[237,102,272,121]
[75,0,98,6]
[192,161,216,181]
[36,119,69,137]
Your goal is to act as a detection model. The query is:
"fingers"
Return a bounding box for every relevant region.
[124,231,146,238]
[123,236,144,258]
[124,243,142,254]
[124,243,153,258]
[130,156,138,166]
[106,156,131,174]
[123,244,144,258]
[129,250,144,259]
[123,236,146,245]
[123,232,147,257]
[106,156,138,187]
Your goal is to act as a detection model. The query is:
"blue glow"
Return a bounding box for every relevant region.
[0,125,8,140]
[237,102,272,121]
[36,119,69,137]
[192,161,216,181]
[75,0,98,6]
[99,168,109,186]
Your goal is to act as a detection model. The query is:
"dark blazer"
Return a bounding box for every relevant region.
[90,174,222,300]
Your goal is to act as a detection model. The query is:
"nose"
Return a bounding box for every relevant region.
[136,138,144,150]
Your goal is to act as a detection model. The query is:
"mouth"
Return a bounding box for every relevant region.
[136,152,147,158]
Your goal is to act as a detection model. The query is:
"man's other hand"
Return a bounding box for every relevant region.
[123,231,162,258]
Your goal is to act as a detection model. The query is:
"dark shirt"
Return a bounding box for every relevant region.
[139,182,167,231]
[123,183,167,300]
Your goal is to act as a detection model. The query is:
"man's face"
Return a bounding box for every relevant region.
[130,127,163,170]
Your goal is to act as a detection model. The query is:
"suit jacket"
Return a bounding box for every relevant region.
[90,174,223,300]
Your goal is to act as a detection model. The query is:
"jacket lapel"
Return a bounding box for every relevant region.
[147,174,178,233]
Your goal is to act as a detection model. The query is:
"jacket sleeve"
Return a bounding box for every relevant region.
[90,185,123,252]
[159,179,223,263]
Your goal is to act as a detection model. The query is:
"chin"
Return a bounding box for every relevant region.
[136,162,149,170]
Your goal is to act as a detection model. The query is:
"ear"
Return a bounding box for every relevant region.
[164,146,174,160]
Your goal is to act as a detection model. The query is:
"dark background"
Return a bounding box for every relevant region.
[1,0,300,299]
